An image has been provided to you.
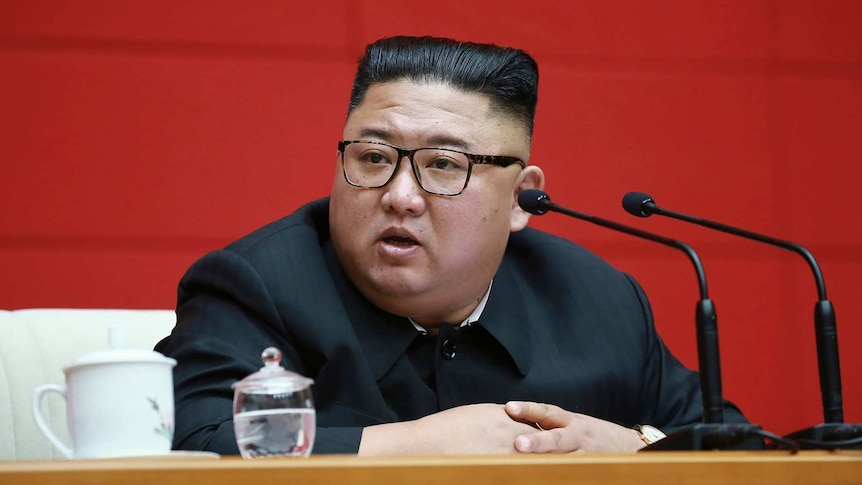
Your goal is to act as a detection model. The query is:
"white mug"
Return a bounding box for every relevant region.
[32,346,177,459]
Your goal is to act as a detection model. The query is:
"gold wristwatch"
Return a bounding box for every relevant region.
[634,424,667,445]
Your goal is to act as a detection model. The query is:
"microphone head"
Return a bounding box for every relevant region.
[622,191,656,217]
[518,189,551,215]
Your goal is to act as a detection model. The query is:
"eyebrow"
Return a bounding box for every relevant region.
[357,128,392,140]
[424,135,469,151]
[356,128,470,151]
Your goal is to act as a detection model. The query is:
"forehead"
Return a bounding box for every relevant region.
[344,81,529,154]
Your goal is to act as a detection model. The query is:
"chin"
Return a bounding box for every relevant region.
[364,275,430,306]
[369,276,427,299]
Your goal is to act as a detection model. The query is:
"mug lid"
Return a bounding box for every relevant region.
[231,347,313,393]
[62,325,176,372]
[64,348,177,372]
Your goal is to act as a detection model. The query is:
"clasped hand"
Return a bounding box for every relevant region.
[504,401,645,453]
[359,402,645,455]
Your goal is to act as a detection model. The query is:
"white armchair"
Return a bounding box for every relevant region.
[0,308,176,461]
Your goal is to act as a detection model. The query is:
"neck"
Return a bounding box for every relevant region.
[409,280,494,334]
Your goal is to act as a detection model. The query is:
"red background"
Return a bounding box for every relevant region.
[1,0,860,437]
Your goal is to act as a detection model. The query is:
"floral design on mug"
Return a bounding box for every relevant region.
[147,397,174,442]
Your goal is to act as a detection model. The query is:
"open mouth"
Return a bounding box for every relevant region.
[384,236,418,247]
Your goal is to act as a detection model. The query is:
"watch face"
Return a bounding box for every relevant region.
[639,425,666,443]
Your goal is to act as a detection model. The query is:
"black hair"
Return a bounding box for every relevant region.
[348,36,539,137]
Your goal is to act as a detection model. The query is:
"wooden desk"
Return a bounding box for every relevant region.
[2,451,861,485]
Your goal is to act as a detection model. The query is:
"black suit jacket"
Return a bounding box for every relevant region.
[156,197,749,454]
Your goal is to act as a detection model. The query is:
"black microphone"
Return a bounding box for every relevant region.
[623,191,862,448]
[519,189,709,300]
[519,189,765,450]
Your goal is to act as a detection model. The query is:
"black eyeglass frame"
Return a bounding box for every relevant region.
[337,140,525,196]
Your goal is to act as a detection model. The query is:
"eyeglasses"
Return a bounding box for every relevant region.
[337,140,525,196]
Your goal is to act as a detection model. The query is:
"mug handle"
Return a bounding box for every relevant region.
[32,383,74,459]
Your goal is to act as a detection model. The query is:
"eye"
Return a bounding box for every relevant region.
[358,150,394,165]
[422,153,467,171]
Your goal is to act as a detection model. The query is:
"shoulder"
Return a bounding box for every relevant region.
[504,226,647,309]
[175,197,340,333]
[502,227,655,344]
[507,226,624,278]
[225,197,331,257]
[178,197,333,295]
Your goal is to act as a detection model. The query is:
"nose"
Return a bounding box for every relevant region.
[380,156,427,216]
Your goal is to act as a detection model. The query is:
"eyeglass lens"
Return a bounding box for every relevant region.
[342,142,470,196]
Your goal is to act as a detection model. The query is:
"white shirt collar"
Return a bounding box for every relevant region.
[409,280,493,335]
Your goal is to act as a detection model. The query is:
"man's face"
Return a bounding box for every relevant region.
[329,81,543,327]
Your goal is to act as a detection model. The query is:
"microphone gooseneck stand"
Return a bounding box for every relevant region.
[622,191,862,449]
[518,189,767,450]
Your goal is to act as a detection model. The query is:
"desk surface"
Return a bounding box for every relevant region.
[2,451,861,485]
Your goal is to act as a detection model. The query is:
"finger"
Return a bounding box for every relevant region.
[505,401,568,430]
[514,429,578,453]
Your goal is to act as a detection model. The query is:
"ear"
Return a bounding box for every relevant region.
[510,165,545,232]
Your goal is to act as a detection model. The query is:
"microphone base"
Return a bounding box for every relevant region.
[769,423,862,450]
[639,423,765,451]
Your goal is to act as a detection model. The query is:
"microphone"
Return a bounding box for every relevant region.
[622,191,862,449]
[519,189,765,450]
[519,190,709,299]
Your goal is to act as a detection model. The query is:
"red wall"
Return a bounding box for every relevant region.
[2,0,860,437]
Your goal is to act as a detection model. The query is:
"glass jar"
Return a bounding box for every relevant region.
[231,347,315,458]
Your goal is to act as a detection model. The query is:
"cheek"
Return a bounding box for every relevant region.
[331,188,374,243]
[334,179,372,212]
[435,204,510,262]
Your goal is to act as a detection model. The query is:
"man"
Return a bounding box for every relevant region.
[156,36,751,455]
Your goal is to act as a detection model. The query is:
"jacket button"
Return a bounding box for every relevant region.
[442,339,456,360]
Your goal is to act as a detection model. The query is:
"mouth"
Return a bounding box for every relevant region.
[378,228,422,251]
[383,235,419,247]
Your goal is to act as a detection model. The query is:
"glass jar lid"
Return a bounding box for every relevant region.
[231,347,313,394]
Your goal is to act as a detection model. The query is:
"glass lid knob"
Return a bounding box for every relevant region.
[261,347,282,368]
